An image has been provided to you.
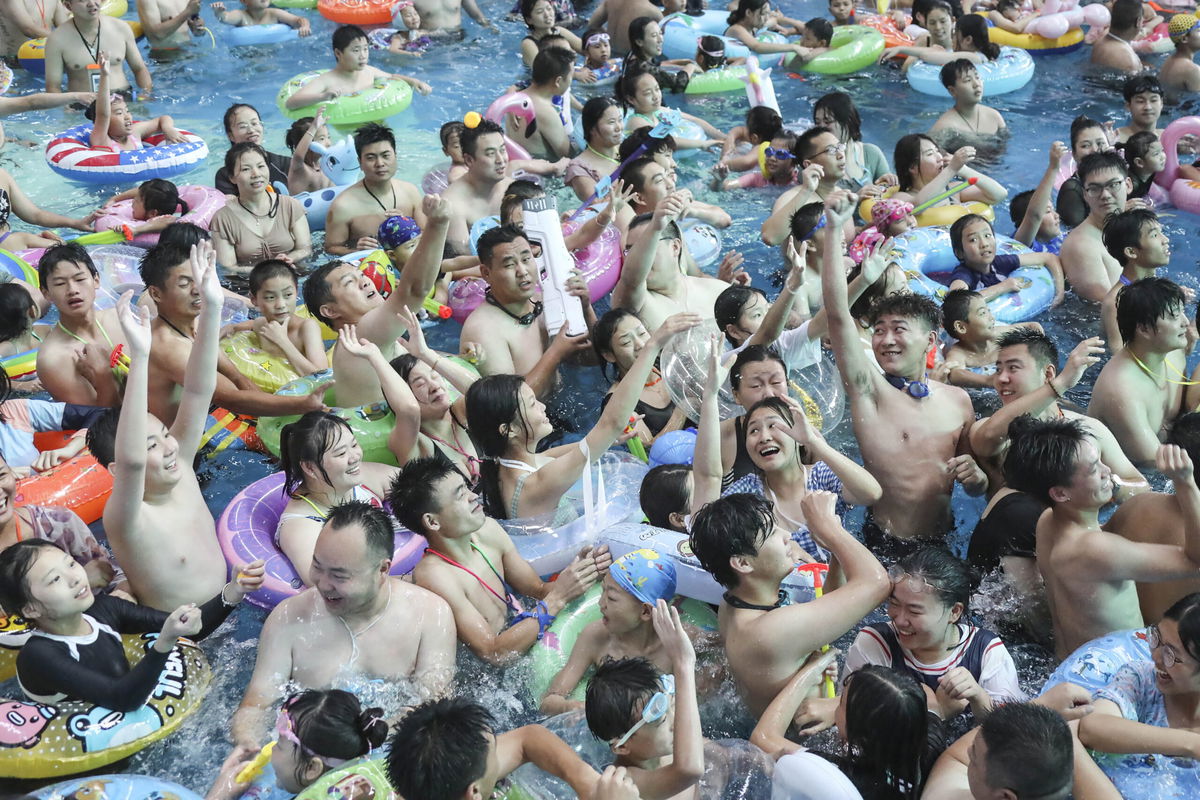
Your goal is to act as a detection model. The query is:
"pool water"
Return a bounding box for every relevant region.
[3,0,1200,793]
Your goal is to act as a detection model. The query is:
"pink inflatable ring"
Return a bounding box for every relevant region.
[216,472,427,609]
[93,185,227,248]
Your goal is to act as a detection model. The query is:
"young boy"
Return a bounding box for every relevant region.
[828,0,854,26]
[283,24,430,112]
[1113,74,1164,144]
[941,288,1041,389]
[1011,141,1068,255]
[946,214,1064,306]
[220,260,326,380]
[439,119,469,183]
[717,106,784,176]
[789,17,832,65]
[541,550,679,715]
[1160,13,1200,98]
[1099,208,1177,347]
[378,214,479,305]
[212,0,311,35]
[930,59,1006,139]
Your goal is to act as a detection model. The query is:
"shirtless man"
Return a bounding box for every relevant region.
[458,224,591,396]
[1099,209,1174,346]
[1057,152,1129,303]
[603,0,662,55]
[0,0,70,59]
[443,119,512,254]
[391,457,608,665]
[411,0,493,33]
[1006,419,1200,660]
[612,193,732,333]
[231,501,456,752]
[1088,277,1192,467]
[34,244,127,407]
[135,0,205,50]
[85,242,242,611]
[1113,75,1163,144]
[929,60,1006,141]
[214,104,291,196]
[688,491,887,718]
[503,47,575,161]
[324,122,426,256]
[1160,14,1200,98]
[1090,0,1144,75]
[822,191,987,556]
[139,241,323,425]
[45,0,152,94]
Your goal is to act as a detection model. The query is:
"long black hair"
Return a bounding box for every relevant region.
[465,375,532,518]
[279,411,356,496]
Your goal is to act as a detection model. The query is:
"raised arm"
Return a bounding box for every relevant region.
[172,241,224,461]
[691,335,729,514]
[103,291,152,541]
[336,325,421,464]
[396,305,478,399]
[743,246,803,350]
[780,395,882,506]
[612,193,686,314]
[1015,142,1067,246]
[820,191,880,407]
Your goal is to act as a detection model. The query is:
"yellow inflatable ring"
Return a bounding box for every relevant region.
[221,330,304,394]
[973,14,1085,53]
[859,187,995,228]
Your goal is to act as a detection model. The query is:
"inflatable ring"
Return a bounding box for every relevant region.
[660,10,788,66]
[576,57,623,90]
[859,188,995,228]
[0,635,211,779]
[859,14,914,48]
[93,185,226,248]
[221,22,300,47]
[1132,21,1174,55]
[1,348,37,380]
[257,369,398,465]
[14,452,113,526]
[317,0,394,25]
[294,755,393,800]
[684,65,749,95]
[33,775,203,800]
[973,14,1085,54]
[908,46,1034,97]
[881,226,1055,324]
[221,330,304,394]
[0,247,37,285]
[295,183,351,232]
[803,25,886,74]
[1157,116,1200,216]
[216,471,426,609]
[0,613,31,681]
[45,125,209,185]
[273,0,316,7]
[278,72,414,129]
[527,582,717,701]
[678,217,722,268]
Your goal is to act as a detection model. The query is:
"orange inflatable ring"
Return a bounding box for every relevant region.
[15,436,113,525]
[858,14,914,49]
[317,0,394,25]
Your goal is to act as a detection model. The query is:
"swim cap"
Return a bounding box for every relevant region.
[378,215,422,249]
[1169,13,1199,40]
[847,227,885,265]
[610,549,677,605]
[870,198,915,228]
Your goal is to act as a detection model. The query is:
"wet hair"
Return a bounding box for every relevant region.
[1168,414,1200,472]
[696,35,727,69]
[977,704,1073,800]
[939,58,979,90]
[0,284,35,344]
[689,493,774,588]
[592,307,641,380]
[628,16,658,58]
[1008,189,1034,227]
[895,133,937,192]
[1121,130,1161,174]
[585,657,661,740]
[1163,592,1200,665]
[37,242,98,286]
[729,344,786,391]
[1123,73,1163,102]
[332,23,368,52]
[138,241,192,291]
[842,666,930,800]
[465,374,533,518]
[324,500,394,565]
[1103,208,1159,266]
[1077,151,1128,184]
[499,180,542,225]
[996,326,1058,370]
[531,46,574,85]
[868,293,941,332]
[83,90,129,122]
[1116,276,1184,344]
[727,0,769,27]
[388,457,464,536]
[1068,115,1105,151]
[812,92,861,141]
[439,120,466,149]
[948,213,993,260]
[640,464,692,531]
[788,201,826,244]
[279,411,354,496]
[477,223,529,268]
[249,259,299,296]
[1110,0,1141,30]
[1003,415,1090,504]
[747,105,784,142]
[139,179,187,217]
[158,222,209,249]
[0,539,67,619]
[805,17,833,44]
[715,285,768,345]
[616,65,657,111]
[85,407,120,468]
[622,156,663,195]
[282,689,388,784]
[387,697,495,800]
[223,141,269,177]
[940,288,980,337]
[618,127,677,162]
[460,118,504,159]
[222,103,259,136]
[582,96,622,143]
[796,125,836,163]
[352,122,395,158]
[957,14,1000,59]
[285,116,320,152]
[894,547,973,616]
[302,261,344,326]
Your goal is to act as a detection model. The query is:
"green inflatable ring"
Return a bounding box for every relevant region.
[277,71,414,128]
[294,755,391,800]
[256,369,399,466]
[273,0,316,6]
[684,65,748,95]
[526,583,717,703]
[803,25,885,75]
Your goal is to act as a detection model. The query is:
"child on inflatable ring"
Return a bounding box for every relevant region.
[848,198,917,264]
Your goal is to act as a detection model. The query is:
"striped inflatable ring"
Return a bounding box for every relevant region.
[45,124,209,185]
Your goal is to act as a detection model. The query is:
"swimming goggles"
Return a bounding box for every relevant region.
[764,147,795,160]
[586,32,610,46]
[275,700,349,767]
[612,674,675,747]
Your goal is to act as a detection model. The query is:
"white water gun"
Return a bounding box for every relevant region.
[522,195,587,337]
[740,57,780,115]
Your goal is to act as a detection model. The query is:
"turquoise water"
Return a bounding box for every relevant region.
[3,0,1200,793]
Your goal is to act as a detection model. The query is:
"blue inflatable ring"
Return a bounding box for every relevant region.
[221,22,300,47]
[660,10,788,66]
[907,46,1034,97]
[45,124,208,185]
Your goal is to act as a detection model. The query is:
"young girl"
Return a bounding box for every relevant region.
[0,538,260,709]
[891,135,1007,210]
[724,0,813,63]
[639,463,692,532]
[883,13,1001,67]
[87,53,183,153]
[619,68,725,151]
[580,32,621,84]
[284,108,334,196]
[718,105,783,174]
[624,17,697,94]
[592,308,687,446]
[723,130,800,188]
[1122,129,1168,201]
[695,35,738,71]
[848,199,917,263]
[844,547,1024,720]
[518,0,580,66]
[100,179,193,238]
[220,260,326,385]
[367,0,431,55]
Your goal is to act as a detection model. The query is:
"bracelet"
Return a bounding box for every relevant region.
[220,582,240,607]
[514,601,556,640]
[1046,379,1065,400]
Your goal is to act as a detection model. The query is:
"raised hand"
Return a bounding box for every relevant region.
[651,599,696,670]
[116,289,152,358]
[1055,336,1104,391]
[190,240,222,310]
[337,324,382,360]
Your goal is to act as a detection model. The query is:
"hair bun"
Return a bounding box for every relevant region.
[359,707,389,749]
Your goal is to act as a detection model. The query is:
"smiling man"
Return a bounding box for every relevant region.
[1058,152,1132,303]
[443,119,513,254]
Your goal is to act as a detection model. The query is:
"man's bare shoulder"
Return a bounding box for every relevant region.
[267,588,323,626]
[391,577,453,619]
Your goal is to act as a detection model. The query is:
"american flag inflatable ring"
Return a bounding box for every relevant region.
[44,123,209,185]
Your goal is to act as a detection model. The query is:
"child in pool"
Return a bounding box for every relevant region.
[220,260,326,379]
[929,59,1007,140]
[208,689,389,800]
[987,0,1037,33]
[87,52,183,153]
[718,105,783,174]
[212,0,311,36]
[284,108,334,195]
[377,215,480,307]
[518,0,580,67]
[283,25,431,112]
[581,32,621,83]
[0,283,49,372]
[847,198,917,265]
[101,179,192,238]
[639,464,692,533]
[792,17,834,65]
[1121,129,1168,200]
[694,35,736,72]
[438,120,469,183]
[1011,141,1068,254]
[619,68,725,151]
[940,289,1043,389]
[721,130,800,188]
[828,0,855,26]
[385,0,431,55]
[946,213,1065,306]
[885,13,1002,67]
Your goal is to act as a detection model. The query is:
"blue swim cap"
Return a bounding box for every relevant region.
[610,549,677,605]
[378,215,422,250]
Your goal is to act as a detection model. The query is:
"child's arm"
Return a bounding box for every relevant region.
[104,187,140,207]
[719,125,751,160]
[211,3,240,24]
[392,72,433,95]
[987,10,1030,32]
[104,291,151,538]
[943,345,998,389]
[270,8,310,34]
[285,74,336,110]
[881,45,983,64]
[388,35,422,55]
[540,621,603,714]
[396,305,479,399]
[287,106,327,187]
[1014,141,1066,246]
[90,54,113,150]
[948,275,1026,300]
[1017,251,1065,306]
[256,317,323,376]
[131,114,183,143]
[678,110,724,141]
[337,325,421,463]
[172,241,224,462]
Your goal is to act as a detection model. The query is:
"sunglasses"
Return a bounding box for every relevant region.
[765,147,795,160]
[276,700,348,767]
[612,674,675,747]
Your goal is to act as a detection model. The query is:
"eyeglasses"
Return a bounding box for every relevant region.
[765,147,795,160]
[1149,625,1187,669]
[1083,178,1125,198]
[612,674,675,747]
[809,143,846,160]
[276,699,348,766]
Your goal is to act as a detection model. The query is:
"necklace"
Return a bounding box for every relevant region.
[363,181,396,213]
[73,19,100,65]
[587,145,619,164]
[160,315,192,341]
[237,192,278,220]
[954,106,980,133]
[484,290,542,326]
[335,580,392,667]
[644,369,662,389]
[723,589,791,611]
[1130,351,1199,386]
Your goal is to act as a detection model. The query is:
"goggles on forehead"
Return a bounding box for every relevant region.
[586,32,610,46]
[275,700,349,767]
[612,674,675,747]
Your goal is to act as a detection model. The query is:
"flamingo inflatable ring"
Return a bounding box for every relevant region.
[481,93,537,162]
[1156,116,1200,215]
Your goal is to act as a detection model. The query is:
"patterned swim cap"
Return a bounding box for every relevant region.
[848,227,886,265]
[610,548,677,605]
[1169,13,1200,40]
[378,215,421,249]
[870,199,915,228]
